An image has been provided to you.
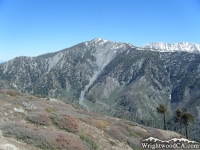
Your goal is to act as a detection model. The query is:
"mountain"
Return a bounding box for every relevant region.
[0,38,132,98]
[141,42,200,53]
[0,88,185,150]
[86,48,200,120]
[0,38,200,141]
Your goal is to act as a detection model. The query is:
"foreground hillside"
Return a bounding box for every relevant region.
[0,88,184,150]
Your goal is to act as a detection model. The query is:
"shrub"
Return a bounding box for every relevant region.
[45,107,53,113]
[115,121,138,137]
[105,117,116,123]
[29,96,34,100]
[15,95,20,99]
[123,120,138,126]
[114,121,129,130]
[56,134,86,150]
[109,140,117,146]
[80,134,90,143]
[132,126,150,138]
[79,117,93,125]
[117,126,130,136]
[127,138,142,149]
[92,141,99,150]
[129,130,138,137]
[6,90,18,96]
[0,88,4,94]
[51,113,79,133]
[106,126,127,142]
[0,122,85,150]
[146,128,163,139]
[26,112,50,126]
[80,133,99,150]
[93,119,112,129]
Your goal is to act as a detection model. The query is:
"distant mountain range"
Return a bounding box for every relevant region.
[0,38,200,141]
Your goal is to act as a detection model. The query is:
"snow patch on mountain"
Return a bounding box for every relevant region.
[90,38,109,46]
[141,42,200,53]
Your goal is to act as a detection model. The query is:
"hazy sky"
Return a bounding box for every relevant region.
[1,0,200,61]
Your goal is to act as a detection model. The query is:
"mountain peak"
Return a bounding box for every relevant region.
[91,38,108,43]
[141,42,200,53]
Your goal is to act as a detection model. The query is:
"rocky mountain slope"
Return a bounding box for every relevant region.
[85,42,200,141]
[0,88,185,150]
[0,38,200,141]
[0,38,132,101]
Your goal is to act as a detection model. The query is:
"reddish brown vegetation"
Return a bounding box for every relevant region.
[146,128,163,139]
[105,117,116,123]
[79,117,94,125]
[27,112,51,126]
[56,134,86,150]
[6,90,18,96]
[114,121,130,130]
[0,122,85,150]
[106,126,127,142]
[51,113,79,133]
[0,87,3,93]
[117,126,130,136]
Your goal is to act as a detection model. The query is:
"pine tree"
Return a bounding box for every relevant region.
[156,104,167,130]
[175,108,184,134]
[182,112,194,138]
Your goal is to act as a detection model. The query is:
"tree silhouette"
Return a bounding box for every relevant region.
[182,112,194,138]
[156,104,167,130]
[175,108,184,134]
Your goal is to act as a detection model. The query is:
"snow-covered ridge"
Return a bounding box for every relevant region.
[141,42,200,53]
[89,39,200,53]
[90,38,109,46]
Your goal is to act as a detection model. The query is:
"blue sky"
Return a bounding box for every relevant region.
[0,0,200,61]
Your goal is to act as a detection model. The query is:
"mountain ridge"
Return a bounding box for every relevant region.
[141,42,200,53]
[2,39,200,63]
[1,38,200,141]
